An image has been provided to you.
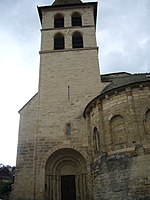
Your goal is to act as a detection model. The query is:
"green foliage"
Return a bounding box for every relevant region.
[0,164,15,197]
[0,182,12,195]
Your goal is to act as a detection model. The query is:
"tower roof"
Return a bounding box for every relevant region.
[38,1,97,25]
[52,0,82,6]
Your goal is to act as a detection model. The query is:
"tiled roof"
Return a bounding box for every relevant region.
[83,73,150,117]
[101,73,150,94]
[52,0,82,5]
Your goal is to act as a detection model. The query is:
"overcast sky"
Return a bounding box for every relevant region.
[0,0,150,166]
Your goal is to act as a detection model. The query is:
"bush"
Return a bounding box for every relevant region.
[0,182,12,195]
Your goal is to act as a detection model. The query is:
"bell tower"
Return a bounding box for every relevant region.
[14,1,101,200]
[37,0,101,137]
[36,1,101,199]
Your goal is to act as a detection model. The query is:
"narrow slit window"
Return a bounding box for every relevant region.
[54,33,65,50]
[144,109,150,134]
[66,123,72,135]
[93,127,100,153]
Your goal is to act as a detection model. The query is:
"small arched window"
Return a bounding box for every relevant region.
[146,110,150,120]
[110,115,126,150]
[54,33,65,50]
[72,12,82,26]
[72,32,83,48]
[144,109,150,134]
[93,127,100,153]
[54,14,64,28]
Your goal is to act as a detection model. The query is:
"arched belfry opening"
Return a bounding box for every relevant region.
[45,148,88,200]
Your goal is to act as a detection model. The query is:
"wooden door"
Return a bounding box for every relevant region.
[61,175,76,200]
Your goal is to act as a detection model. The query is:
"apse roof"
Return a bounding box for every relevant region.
[52,0,82,5]
[101,73,150,94]
[83,73,150,117]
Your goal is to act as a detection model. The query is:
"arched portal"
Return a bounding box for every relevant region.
[45,148,88,200]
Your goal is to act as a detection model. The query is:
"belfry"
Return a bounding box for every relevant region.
[13,0,150,199]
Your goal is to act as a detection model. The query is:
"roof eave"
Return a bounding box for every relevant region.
[18,93,38,114]
[37,6,42,25]
[83,79,150,118]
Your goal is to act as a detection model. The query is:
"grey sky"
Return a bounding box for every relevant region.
[0,0,149,166]
[97,0,150,73]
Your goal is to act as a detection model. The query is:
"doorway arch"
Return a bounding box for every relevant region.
[45,148,88,200]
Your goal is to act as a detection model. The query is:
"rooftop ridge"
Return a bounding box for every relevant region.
[52,0,82,5]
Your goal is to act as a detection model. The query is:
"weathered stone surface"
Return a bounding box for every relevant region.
[13,0,150,199]
[87,83,150,200]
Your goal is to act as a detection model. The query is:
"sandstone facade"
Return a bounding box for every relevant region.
[13,0,150,199]
[84,74,150,199]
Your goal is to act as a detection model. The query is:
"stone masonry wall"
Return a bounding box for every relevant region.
[87,85,150,199]
[13,95,38,200]
[92,153,150,200]
[14,3,102,199]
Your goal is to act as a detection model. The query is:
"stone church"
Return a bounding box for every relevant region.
[13,0,150,199]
